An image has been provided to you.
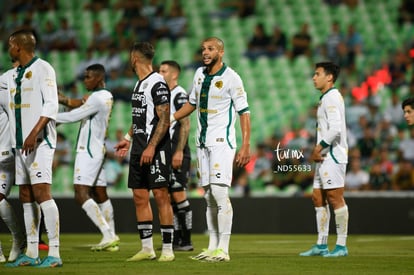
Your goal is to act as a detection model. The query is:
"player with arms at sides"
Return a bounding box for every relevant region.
[171,37,251,262]
[300,61,349,258]
[159,60,193,251]
[402,97,414,126]
[57,63,119,252]
[115,42,175,262]
[0,61,26,263]
[6,29,62,268]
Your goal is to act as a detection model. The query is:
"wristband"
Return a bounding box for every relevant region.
[170,114,176,123]
[124,133,132,142]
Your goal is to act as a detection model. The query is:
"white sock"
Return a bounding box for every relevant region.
[23,202,40,258]
[0,199,23,241]
[98,199,116,235]
[211,184,233,254]
[204,188,219,251]
[40,199,60,258]
[82,199,113,240]
[315,205,330,245]
[334,205,349,246]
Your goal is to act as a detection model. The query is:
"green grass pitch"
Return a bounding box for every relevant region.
[0,234,413,274]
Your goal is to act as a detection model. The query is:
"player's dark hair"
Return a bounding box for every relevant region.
[315,62,340,83]
[86,63,106,75]
[402,97,414,110]
[9,29,36,52]
[160,60,181,72]
[131,42,155,60]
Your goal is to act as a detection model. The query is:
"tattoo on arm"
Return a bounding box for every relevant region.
[148,104,170,146]
[176,116,190,152]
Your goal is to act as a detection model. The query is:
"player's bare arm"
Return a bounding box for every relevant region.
[236,113,251,167]
[115,126,132,158]
[172,102,195,122]
[22,116,50,155]
[58,91,84,108]
[172,116,190,169]
[140,103,170,165]
[311,144,324,162]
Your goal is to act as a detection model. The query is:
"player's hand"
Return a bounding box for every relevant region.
[114,139,130,158]
[311,145,324,162]
[236,145,250,167]
[140,144,155,166]
[172,151,183,169]
[22,132,37,156]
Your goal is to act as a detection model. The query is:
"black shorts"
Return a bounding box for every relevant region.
[128,149,171,190]
[169,156,190,193]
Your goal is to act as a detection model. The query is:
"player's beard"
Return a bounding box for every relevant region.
[204,55,219,72]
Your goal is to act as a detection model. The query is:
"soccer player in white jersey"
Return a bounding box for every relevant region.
[402,97,414,126]
[0,62,25,263]
[115,42,174,262]
[172,37,251,262]
[300,62,349,257]
[57,64,119,252]
[159,60,193,251]
[6,29,62,268]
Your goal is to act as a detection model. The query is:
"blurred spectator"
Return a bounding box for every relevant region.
[112,20,135,51]
[289,23,312,59]
[75,48,105,80]
[397,0,414,27]
[345,158,369,191]
[84,0,109,12]
[212,0,255,18]
[398,128,414,164]
[346,96,369,136]
[344,23,362,73]
[249,143,272,187]
[88,20,112,52]
[102,43,123,73]
[367,162,390,191]
[115,0,151,41]
[325,21,344,62]
[267,25,287,58]
[387,50,409,92]
[184,48,203,70]
[245,23,270,60]
[141,0,160,17]
[384,91,405,127]
[165,3,187,43]
[232,165,250,197]
[39,19,57,54]
[51,17,78,51]
[149,5,168,42]
[105,129,127,187]
[357,126,377,164]
[53,132,72,171]
[392,159,414,190]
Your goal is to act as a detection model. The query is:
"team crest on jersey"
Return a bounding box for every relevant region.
[25,71,32,79]
[1,174,5,180]
[197,78,202,85]
[32,162,38,168]
[215,81,223,89]
[143,83,148,89]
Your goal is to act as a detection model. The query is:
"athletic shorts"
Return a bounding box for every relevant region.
[169,156,190,193]
[74,151,106,187]
[128,149,171,190]
[197,145,236,187]
[15,143,54,185]
[313,157,347,190]
[0,154,15,196]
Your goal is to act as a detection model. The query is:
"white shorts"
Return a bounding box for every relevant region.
[74,151,106,187]
[0,154,15,196]
[15,143,54,185]
[197,145,236,187]
[313,157,346,190]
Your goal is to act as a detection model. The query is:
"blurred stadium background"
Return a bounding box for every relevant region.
[1,0,413,198]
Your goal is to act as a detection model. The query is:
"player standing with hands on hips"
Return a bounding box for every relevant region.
[115,42,175,262]
[171,37,251,262]
[300,62,349,258]
[6,29,62,268]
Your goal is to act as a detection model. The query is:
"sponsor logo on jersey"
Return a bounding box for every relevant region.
[36,172,42,178]
[1,151,9,156]
[215,173,221,179]
[216,138,224,142]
